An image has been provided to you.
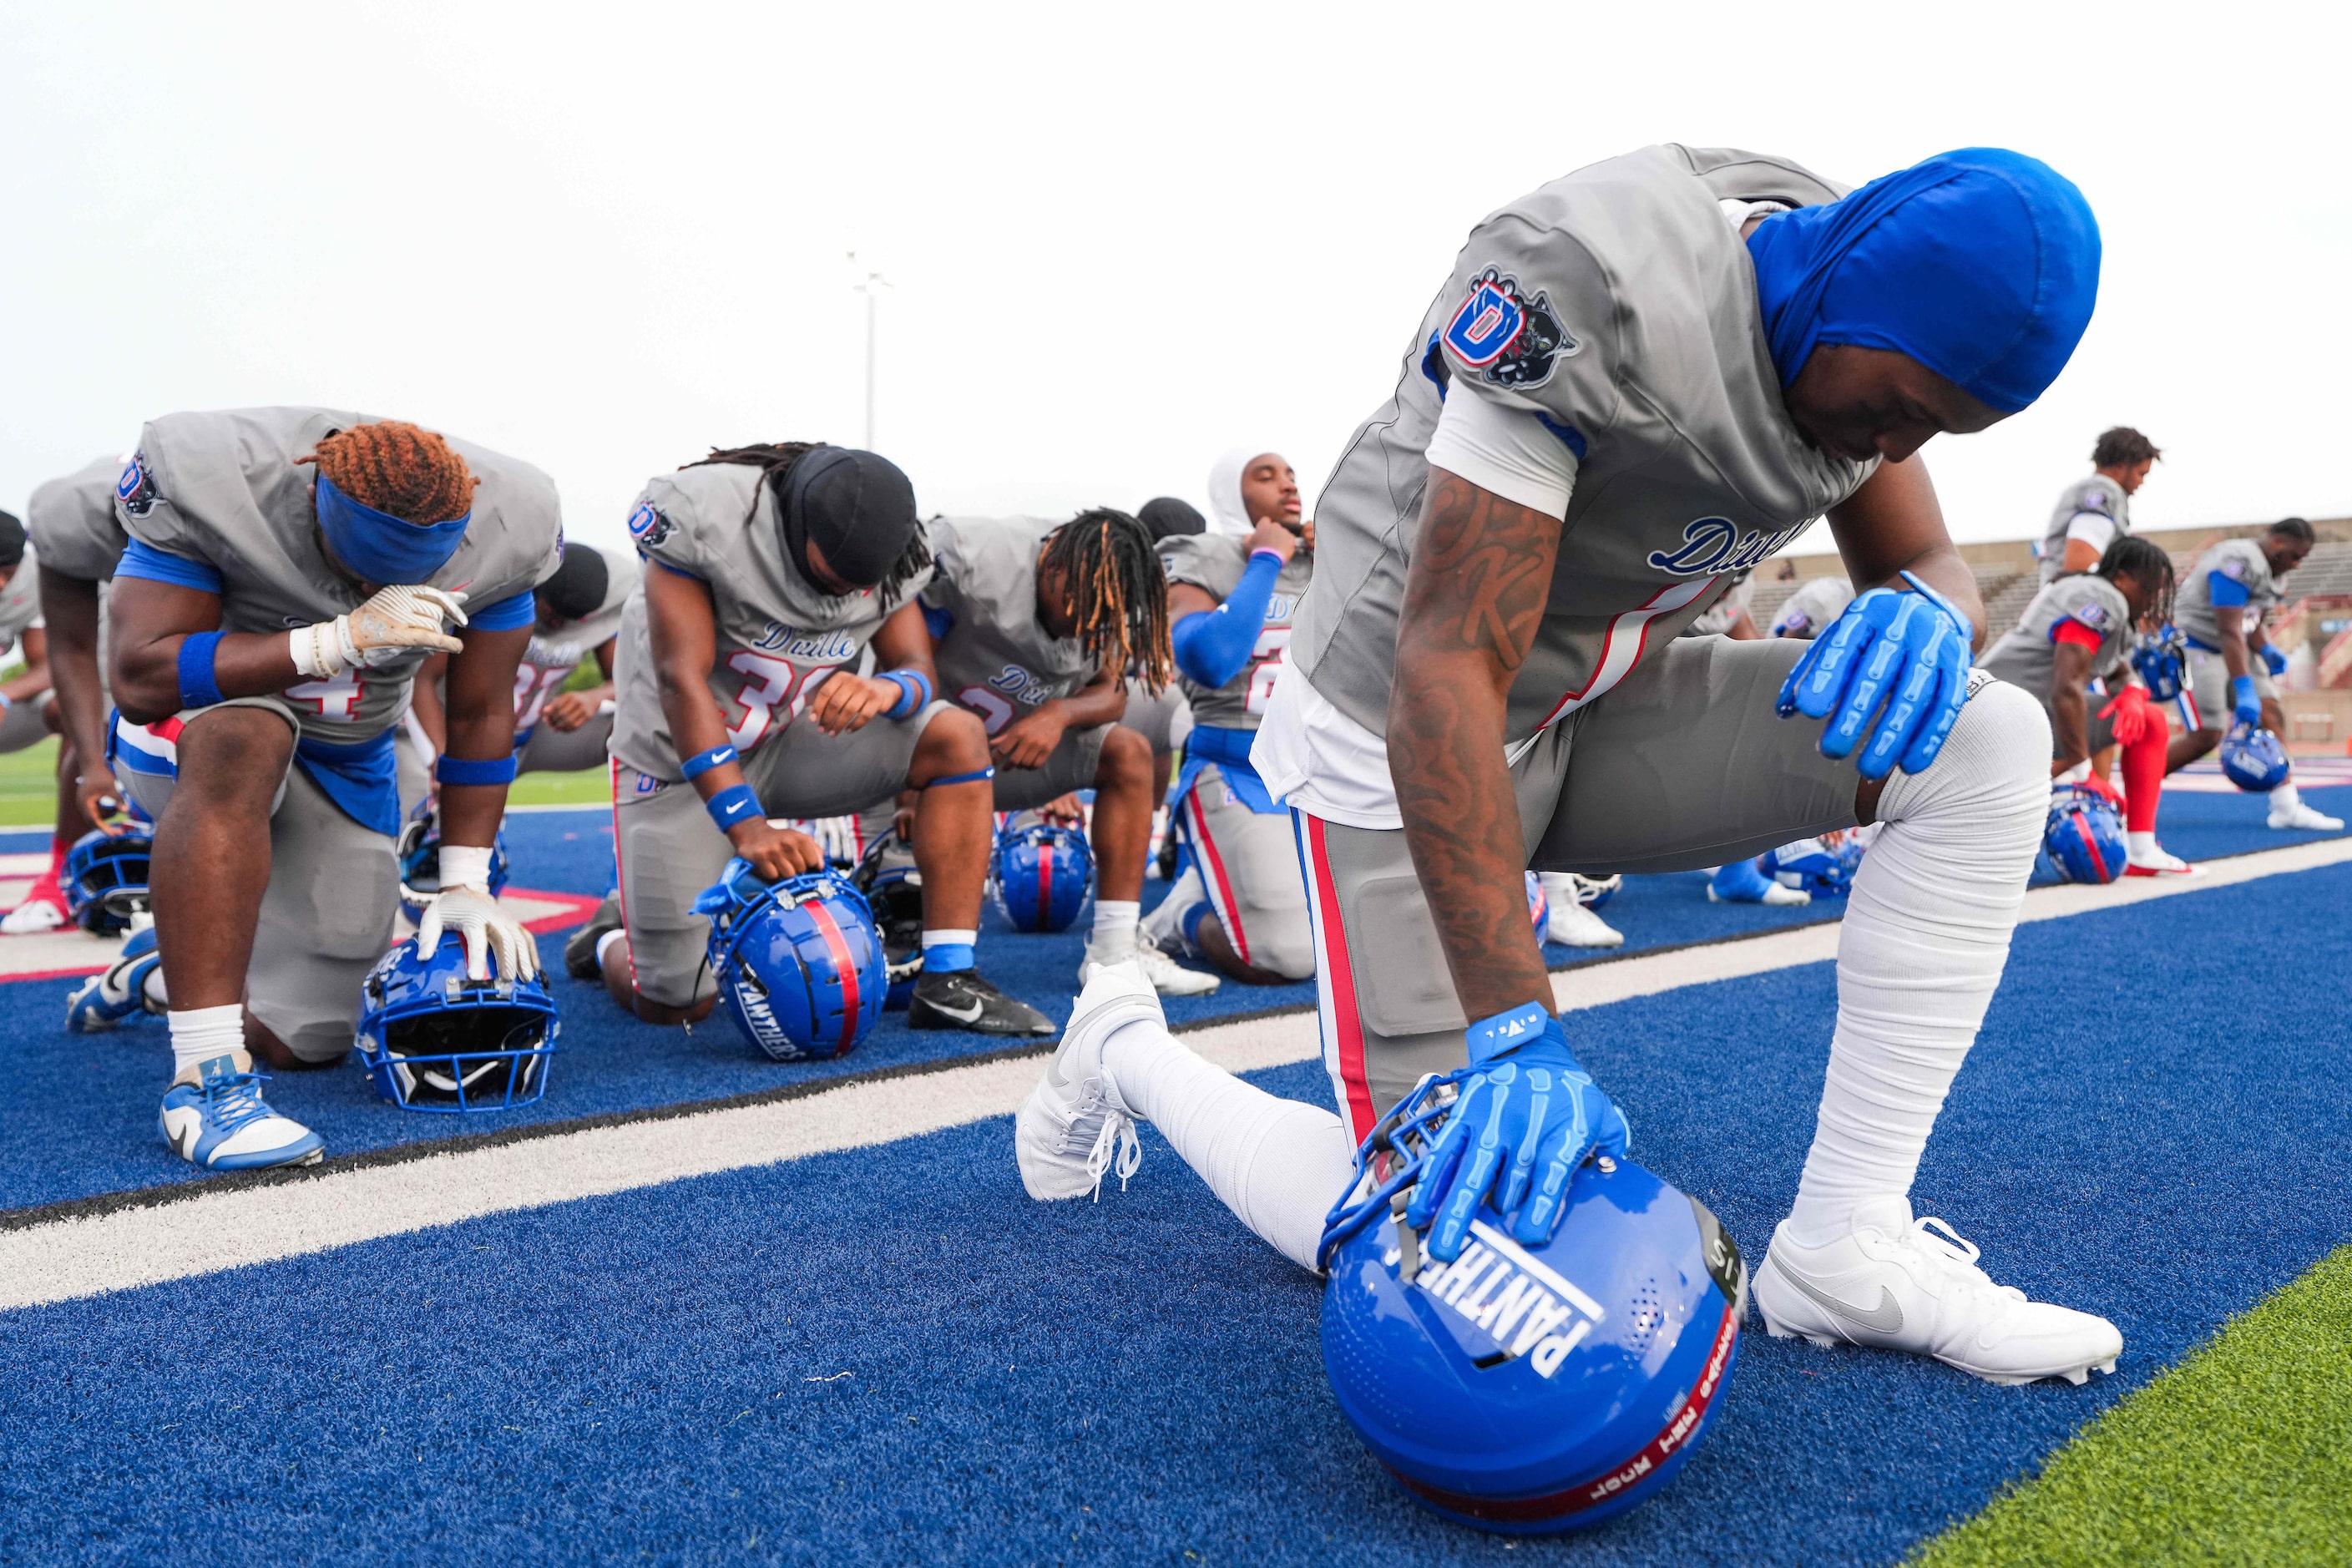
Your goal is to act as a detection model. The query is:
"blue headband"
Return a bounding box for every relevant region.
[313,469,471,584]
[1747,148,2101,416]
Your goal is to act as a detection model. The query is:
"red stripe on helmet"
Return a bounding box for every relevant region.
[803,898,862,1054]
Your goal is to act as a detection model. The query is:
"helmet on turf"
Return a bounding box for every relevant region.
[1564,873,1621,909]
[693,860,886,1060]
[397,808,512,920]
[850,830,924,1009]
[356,937,559,1112]
[2130,625,2189,705]
[66,824,154,935]
[990,817,1092,933]
[2043,785,2127,884]
[2218,722,2290,793]
[1523,872,1549,938]
[1318,1073,1746,1535]
[1760,827,1870,898]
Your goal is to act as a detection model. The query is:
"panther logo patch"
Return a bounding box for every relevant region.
[116,454,159,518]
[1442,266,1576,391]
[627,502,674,551]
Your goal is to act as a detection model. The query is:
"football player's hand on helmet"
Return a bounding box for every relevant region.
[2073,771,2126,812]
[1405,1004,1631,1264]
[290,585,468,678]
[417,883,539,983]
[1778,570,1972,780]
[2231,674,2262,726]
[2259,644,2289,678]
[1038,792,1086,827]
[725,817,826,883]
[2097,685,2154,745]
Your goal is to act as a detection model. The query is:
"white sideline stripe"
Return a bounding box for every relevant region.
[4,835,2347,1312]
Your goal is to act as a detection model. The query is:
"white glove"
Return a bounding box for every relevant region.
[290,586,469,680]
[417,869,539,983]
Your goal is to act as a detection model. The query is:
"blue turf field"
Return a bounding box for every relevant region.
[2,785,2346,1566]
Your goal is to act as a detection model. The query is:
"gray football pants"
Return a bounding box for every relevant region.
[123,698,400,1065]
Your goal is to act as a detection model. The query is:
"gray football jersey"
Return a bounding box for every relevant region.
[608,461,933,780]
[27,453,131,583]
[1160,533,1314,731]
[2175,537,2281,648]
[0,544,41,655]
[2036,474,2129,584]
[1293,145,1872,747]
[515,542,640,734]
[1769,575,1854,639]
[1681,571,1754,638]
[921,515,1097,733]
[118,407,563,746]
[1979,574,2132,706]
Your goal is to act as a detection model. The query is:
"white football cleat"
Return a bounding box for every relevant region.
[1753,1197,2122,1387]
[1015,962,1165,1201]
[1545,899,1624,948]
[2269,800,2344,832]
[1083,929,1220,995]
[2124,843,2197,877]
[1141,867,1208,958]
[1,896,68,935]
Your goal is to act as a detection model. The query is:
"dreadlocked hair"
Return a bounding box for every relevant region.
[1041,507,1172,692]
[301,422,477,524]
[2100,534,2176,626]
[686,441,932,600]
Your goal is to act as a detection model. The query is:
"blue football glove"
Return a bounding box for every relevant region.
[2259,645,2289,678]
[1777,570,1974,780]
[2232,674,2262,726]
[1405,1003,1630,1263]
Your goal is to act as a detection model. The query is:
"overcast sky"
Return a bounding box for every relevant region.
[3,3,2343,558]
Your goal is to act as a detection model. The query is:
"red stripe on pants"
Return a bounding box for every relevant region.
[1303,813,1377,1143]
[1186,790,1251,964]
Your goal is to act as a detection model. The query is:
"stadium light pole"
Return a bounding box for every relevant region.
[849,253,890,449]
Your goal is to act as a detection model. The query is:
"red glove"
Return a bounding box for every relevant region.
[2075,772,2126,812]
[2098,685,2154,746]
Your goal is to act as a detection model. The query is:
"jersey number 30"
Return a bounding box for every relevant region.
[726,651,830,751]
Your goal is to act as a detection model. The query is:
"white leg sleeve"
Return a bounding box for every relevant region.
[1784,677,2049,1244]
[1105,1024,1357,1272]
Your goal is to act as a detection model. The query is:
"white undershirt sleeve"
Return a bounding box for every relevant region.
[2063,513,2118,556]
[1422,387,1579,518]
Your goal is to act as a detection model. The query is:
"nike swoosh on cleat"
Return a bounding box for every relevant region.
[1769,1255,1905,1333]
[927,999,986,1024]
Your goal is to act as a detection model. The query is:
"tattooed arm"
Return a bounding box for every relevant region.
[1388,468,1564,1024]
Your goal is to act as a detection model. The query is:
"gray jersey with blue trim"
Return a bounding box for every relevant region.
[609,461,933,781]
[117,407,563,745]
[2174,537,2280,649]
[28,453,130,583]
[515,542,640,735]
[920,515,1097,735]
[1979,573,2132,706]
[2036,474,2129,584]
[1159,533,1314,731]
[1292,144,1874,746]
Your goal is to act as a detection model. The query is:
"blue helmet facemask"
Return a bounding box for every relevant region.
[314,468,471,584]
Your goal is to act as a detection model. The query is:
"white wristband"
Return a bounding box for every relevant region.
[438,844,495,893]
[287,625,346,680]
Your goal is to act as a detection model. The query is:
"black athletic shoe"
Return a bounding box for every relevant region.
[907,969,1055,1037]
[564,893,622,981]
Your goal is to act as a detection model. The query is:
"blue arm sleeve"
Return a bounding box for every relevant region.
[468,589,538,632]
[2206,571,2252,609]
[1173,550,1283,690]
[115,539,225,594]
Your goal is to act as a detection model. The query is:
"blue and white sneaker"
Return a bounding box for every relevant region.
[1139,866,1209,959]
[66,924,167,1034]
[158,1055,325,1170]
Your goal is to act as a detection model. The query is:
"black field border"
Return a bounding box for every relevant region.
[9,834,2334,1234]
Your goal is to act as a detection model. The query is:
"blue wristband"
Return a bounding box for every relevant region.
[680,743,738,781]
[883,670,932,719]
[177,631,226,711]
[705,782,762,832]
[437,753,518,787]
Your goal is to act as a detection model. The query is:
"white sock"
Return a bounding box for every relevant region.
[169,1004,247,1080]
[1538,871,1580,905]
[1105,1021,1356,1271]
[2127,830,2157,858]
[1785,680,2048,1247]
[2270,780,2301,814]
[1090,900,1140,961]
[595,928,627,969]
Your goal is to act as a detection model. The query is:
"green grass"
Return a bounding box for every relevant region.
[508,767,610,807]
[1913,1246,2352,1567]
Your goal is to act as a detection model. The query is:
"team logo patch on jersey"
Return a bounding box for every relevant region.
[116,455,159,518]
[1443,267,1575,391]
[1646,516,1808,578]
[2071,601,2110,630]
[627,502,674,550]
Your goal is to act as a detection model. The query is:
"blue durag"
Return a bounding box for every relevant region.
[1747,148,2101,415]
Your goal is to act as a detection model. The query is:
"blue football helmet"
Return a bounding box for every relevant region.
[357,937,559,1112]
[66,824,154,935]
[850,831,924,1009]
[397,808,512,920]
[694,861,886,1060]
[1318,1073,1746,1535]
[2043,786,2127,884]
[2130,625,2189,705]
[2218,722,2291,793]
[1761,829,1869,898]
[1523,872,1549,938]
[990,818,1092,933]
